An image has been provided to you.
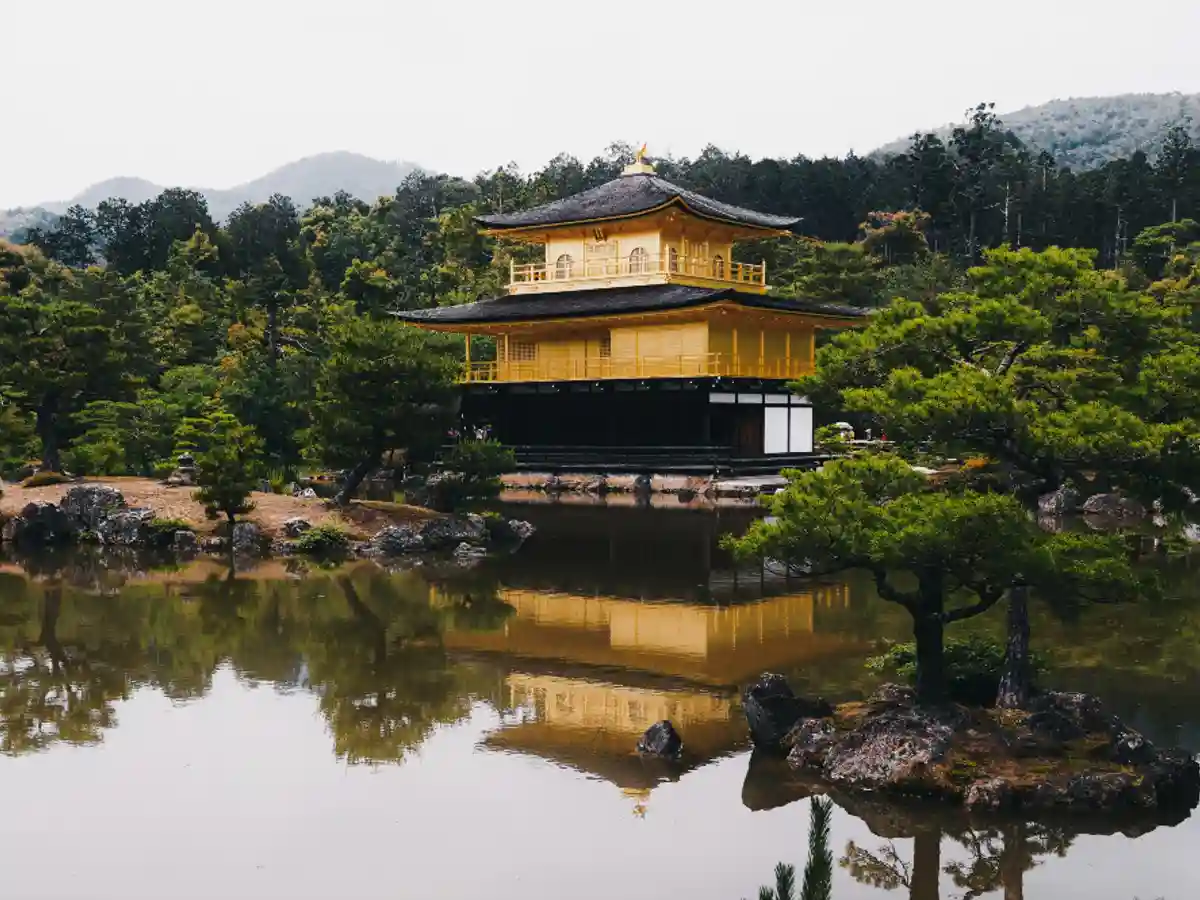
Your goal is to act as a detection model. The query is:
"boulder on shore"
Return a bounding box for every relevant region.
[1038,485,1082,515]
[368,525,427,555]
[781,684,1200,818]
[282,517,312,538]
[486,517,536,546]
[1082,493,1146,520]
[231,522,265,555]
[97,508,158,546]
[60,485,126,531]
[637,721,684,759]
[1,502,74,545]
[742,673,834,753]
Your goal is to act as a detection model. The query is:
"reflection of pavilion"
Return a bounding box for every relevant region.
[444,586,856,687]
[446,586,863,793]
[433,504,871,797]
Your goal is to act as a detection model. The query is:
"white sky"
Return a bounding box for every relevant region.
[4,0,1200,209]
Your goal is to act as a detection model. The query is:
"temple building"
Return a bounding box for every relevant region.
[397,150,867,471]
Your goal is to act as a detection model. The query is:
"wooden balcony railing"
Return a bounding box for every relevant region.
[510,255,766,288]
[461,353,812,383]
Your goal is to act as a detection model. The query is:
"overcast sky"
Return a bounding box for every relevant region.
[5,0,1200,209]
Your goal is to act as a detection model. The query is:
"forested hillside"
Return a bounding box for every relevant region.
[875,93,1200,170]
[5,106,1200,489]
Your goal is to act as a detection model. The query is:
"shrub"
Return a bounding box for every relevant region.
[63,434,127,476]
[293,524,350,555]
[866,635,1046,707]
[145,518,194,548]
[814,424,852,455]
[21,471,73,488]
[431,439,516,509]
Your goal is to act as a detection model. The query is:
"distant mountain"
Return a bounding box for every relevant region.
[0,151,421,237]
[874,93,1200,170]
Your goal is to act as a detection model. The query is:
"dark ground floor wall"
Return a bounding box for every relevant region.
[459,379,814,465]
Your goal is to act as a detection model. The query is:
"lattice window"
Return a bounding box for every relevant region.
[599,335,612,358]
[712,255,725,278]
[510,340,536,362]
[555,253,574,279]
[668,247,679,272]
[629,247,649,274]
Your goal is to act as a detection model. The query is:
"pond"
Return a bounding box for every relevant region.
[0,501,1197,900]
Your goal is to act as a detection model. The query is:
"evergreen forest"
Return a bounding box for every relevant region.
[5,103,1200,484]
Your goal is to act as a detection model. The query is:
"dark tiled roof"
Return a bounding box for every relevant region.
[394,284,868,325]
[476,174,800,232]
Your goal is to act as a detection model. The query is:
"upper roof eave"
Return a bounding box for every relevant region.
[474,173,801,235]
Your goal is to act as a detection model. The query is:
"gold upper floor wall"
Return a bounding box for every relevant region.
[505,210,769,295]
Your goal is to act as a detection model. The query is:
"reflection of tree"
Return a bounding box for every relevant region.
[0,584,127,754]
[842,829,941,900]
[304,575,461,763]
[0,561,512,762]
[944,823,1071,900]
[841,820,1073,900]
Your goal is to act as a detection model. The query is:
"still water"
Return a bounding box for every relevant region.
[0,501,1197,900]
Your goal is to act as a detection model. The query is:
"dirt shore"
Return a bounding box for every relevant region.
[0,477,440,538]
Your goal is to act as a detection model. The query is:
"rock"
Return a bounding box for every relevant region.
[964,777,1015,813]
[784,719,838,769]
[742,673,835,752]
[1184,523,1200,544]
[1031,692,1113,735]
[258,479,272,494]
[583,476,607,494]
[1112,727,1157,766]
[487,517,536,545]
[632,474,652,495]
[419,515,487,551]
[1,501,74,545]
[1038,485,1082,515]
[1027,708,1087,742]
[822,705,957,791]
[164,471,195,487]
[369,525,426,555]
[173,530,199,554]
[60,485,126,530]
[543,475,566,493]
[1082,493,1146,520]
[282,517,313,538]
[231,522,264,555]
[297,488,318,499]
[96,508,157,546]
[200,536,227,553]
[637,721,683,759]
[603,475,639,493]
[453,541,488,560]
[177,453,195,468]
[868,683,917,709]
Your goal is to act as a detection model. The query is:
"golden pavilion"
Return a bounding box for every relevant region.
[397,150,867,470]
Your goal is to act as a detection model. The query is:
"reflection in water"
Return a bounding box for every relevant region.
[0,503,1197,899]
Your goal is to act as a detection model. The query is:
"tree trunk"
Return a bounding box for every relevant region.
[1000,823,1025,900]
[38,584,67,675]
[335,458,376,507]
[912,572,946,705]
[36,405,61,473]
[910,829,942,900]
[996,584,1032,710]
